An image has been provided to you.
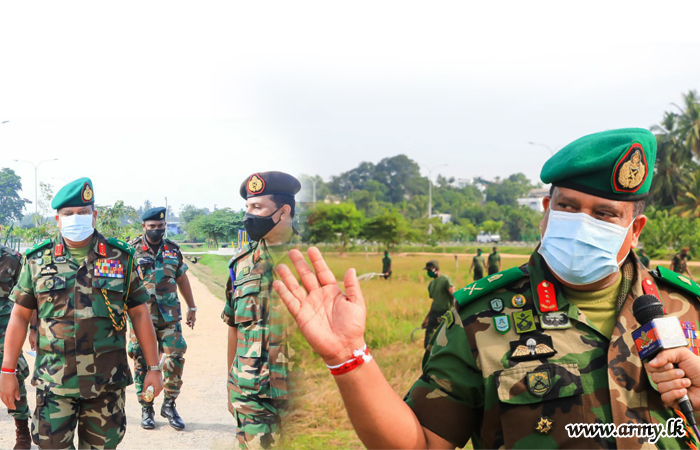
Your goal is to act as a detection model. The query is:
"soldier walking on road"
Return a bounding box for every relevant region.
[128,207,197,431]
[0,244,31,449]
[671,247,694,280]
[0,178,163,449]
[487,246,501,275]
[222,171,299,449]
[469,248,485,281]
[638,249,650,269]
[420,260,455,349]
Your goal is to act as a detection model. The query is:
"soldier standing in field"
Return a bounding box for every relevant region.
[222,171,299,449]
[273,128,700,448]
[469,248,485,281]
[0,178,163,449]
[128,207,197,430]
[671,247,694,279]
[487,246,501,275]
[0,244,31,449]
[420,260,455,349]
[638,248,650,269]
[381,250,392,280]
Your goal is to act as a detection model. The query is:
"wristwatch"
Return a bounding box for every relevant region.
[188,306,197,312]
[147,364,162,371]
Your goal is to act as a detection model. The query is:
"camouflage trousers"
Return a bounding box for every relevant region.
[0,314,30,420]
[32,388,126,449]
[230,385,287,450]
[424,309,446,349]
[128,315,187,405]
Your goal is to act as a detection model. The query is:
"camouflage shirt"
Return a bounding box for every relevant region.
[129,236,188,323]
[0,244,22,316]
[405,251,700,449]
[10,232,150,398]
[222,239,292,400]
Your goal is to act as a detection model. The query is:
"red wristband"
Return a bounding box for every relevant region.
[326,345,372,376]
[1,367,17,374]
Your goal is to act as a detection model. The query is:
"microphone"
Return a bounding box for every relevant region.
[632,295,697,430]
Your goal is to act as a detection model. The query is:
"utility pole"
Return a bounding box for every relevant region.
[422,163,447,234]
[14,159,59,218]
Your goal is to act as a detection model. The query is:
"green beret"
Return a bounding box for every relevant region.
[51,177,94,210]
[142,207,166,222]
[239,171,301,200]
[540,128,656,200]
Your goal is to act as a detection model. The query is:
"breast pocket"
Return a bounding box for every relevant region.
[232,275,267,393]
[92,277,126,318]
[495,362,587,448]
[35,275,68,319]
[233,275,262,324]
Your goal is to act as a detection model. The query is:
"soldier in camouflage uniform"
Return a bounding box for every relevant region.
[0,243,31,449]
[274,129,700,448]
[128,206,197,430]
[222,171,299,449]
[0,178,163,449]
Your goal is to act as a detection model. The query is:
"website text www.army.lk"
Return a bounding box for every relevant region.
[565,418,686,444]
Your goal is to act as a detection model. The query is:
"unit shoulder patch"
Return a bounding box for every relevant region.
[454,266,527,307]
[107,237,135,256]
[25,239,52,257]
[652,266,700,298]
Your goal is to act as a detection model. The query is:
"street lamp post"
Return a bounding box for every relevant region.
[528,141,555,155]
[13,159,59,217]
[422,163,448,235]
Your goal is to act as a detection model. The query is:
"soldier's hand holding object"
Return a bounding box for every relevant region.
[143,369,164,400]
[273,247,367,367]
[0,370,20,409]
[645,347,700,408]
[186,308,196,329]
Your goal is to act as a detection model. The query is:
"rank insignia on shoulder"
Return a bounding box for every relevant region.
[55,244,64,257]
[510,335,556,360]
[94,259,124,278]
[493,314,511,334]
[490,298,504,313]
[512,310,536,334]
[98,242,107,257]
[487,273,503,283]
[541,311,571,330]
[511,294,526,308]
[442,310,455,329]
[528,371,553,398]
[679,275,693,286]
[535,415,554,434]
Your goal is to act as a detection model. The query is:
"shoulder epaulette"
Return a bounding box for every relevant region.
[454,266,527,307]
[128,236,142,246]
[0,244,21,260]
[165,238,180,249]
[108,237,135,256]
[25,239,52,257]
[651,266,700,298]
[229,244,253,268]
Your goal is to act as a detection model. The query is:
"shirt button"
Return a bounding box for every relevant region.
[47,296,53,303]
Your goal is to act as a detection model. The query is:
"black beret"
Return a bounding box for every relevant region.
[239,171,301,200]
[142,207,167,222]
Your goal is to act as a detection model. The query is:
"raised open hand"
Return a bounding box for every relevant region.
[273,247,366,366]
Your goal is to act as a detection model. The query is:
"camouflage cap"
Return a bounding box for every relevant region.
[51,177,94,210]
[540,128,656,200]
[239,171,301,200]
[424,260,439,270]
[141,207,166,222]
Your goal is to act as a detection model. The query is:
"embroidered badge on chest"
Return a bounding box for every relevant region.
[510,335,557,360]
[512,310,537,334]
[94,259,124,278]
[528,371,553,398]
[493,314,511,334]
[541,311,572,330]
[490,298,504,313]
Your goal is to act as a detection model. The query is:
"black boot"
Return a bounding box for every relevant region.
[14,418,31,450]
[161,398,185,430]
[141,405,155,429]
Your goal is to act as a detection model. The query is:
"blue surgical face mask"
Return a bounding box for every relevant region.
[60,213,95,242]
[538,210,634,286]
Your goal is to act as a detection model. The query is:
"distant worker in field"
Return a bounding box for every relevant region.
[128,207,198,431]
[469,248,485,281]
[487,246,501,275]
[671,246,694,279]
[420,260,455,349]
[223,171,300,449]
[381,250,392,280]
[638,248,650,269]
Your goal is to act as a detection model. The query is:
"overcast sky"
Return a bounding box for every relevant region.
[1,1,699,214]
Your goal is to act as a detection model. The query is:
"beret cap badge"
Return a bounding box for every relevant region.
[81,183,94,203]
[247,174,265,195]
[614,144,647,192]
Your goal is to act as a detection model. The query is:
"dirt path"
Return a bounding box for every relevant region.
[0,272,236,450]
